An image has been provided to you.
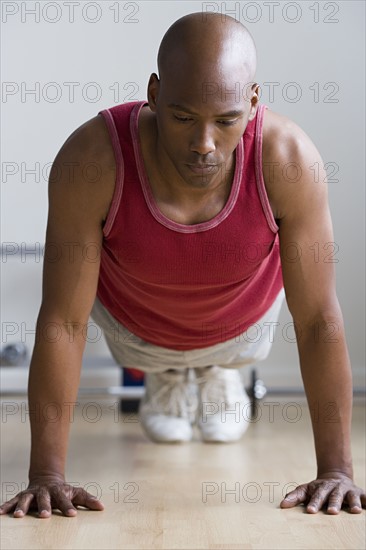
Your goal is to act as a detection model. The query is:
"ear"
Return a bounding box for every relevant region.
[147,73,160,112]
[247,84,260,121]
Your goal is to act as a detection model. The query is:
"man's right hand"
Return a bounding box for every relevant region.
[0,475,104,518]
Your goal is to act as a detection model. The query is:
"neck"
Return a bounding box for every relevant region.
[154,142,235,205]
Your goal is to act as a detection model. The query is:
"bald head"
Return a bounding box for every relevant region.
[157,12,257,84]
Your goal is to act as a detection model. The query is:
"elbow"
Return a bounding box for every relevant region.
[289,295,345,334]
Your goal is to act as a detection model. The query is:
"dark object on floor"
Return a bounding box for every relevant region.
[120,367,145,412]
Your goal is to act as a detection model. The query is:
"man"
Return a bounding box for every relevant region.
[1,12,365,519]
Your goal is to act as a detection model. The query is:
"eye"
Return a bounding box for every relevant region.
[174,115,192,122]
[217,120,237,126]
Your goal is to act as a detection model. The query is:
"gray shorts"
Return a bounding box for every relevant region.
[89,288,286,373]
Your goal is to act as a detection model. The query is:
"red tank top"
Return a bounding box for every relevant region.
[96,101,283,350]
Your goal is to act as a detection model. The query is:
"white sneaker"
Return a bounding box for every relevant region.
[138,369,198,443]
[194,365,252,442]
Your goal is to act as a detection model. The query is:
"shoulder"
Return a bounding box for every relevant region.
[261,107,327,221]
[62,113,116,171]
[52,113,116,223]
[262,106,317,163]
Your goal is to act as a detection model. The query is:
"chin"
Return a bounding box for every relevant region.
[185,175,215,188]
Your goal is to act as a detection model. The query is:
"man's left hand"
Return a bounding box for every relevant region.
[280,472,366,514]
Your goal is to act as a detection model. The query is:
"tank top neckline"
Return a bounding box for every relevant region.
[130,100,244,234]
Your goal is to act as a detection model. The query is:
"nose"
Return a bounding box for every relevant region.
[190,123,216,156]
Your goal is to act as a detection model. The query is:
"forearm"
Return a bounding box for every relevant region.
[27,317,86,480]
[296,316,353,478]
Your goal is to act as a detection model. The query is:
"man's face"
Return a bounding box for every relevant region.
[148,63,256,188]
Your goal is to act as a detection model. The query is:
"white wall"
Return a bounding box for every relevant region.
[1,1,364,389]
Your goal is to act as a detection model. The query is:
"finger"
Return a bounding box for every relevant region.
[47,484,78,517]
[307,483,336,513]
[345,491,363,514]
[72,488,105,511]
[37,491,52,519]
[0,496,21,515]
[280,485,308,508]
[326,487,344,515]
[12,493,35,518]
[360,493,366,509]
[53,493,78,517]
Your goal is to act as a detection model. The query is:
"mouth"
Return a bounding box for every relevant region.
[186,164,218,175]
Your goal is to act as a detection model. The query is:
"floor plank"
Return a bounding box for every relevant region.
[1,396,365,549]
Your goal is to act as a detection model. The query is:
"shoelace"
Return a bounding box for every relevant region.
[194,368,242,406]
[148,370,199,419]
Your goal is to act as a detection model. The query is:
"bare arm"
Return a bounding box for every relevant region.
[264,114,365,514]
[0,114,115,518]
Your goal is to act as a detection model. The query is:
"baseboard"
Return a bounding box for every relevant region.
[1,360,364,396]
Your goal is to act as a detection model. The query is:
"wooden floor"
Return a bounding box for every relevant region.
[1,395,365,550]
